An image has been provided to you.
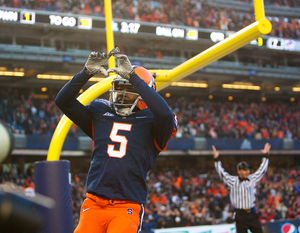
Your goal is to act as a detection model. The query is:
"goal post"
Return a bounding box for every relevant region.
[46,18,271,161]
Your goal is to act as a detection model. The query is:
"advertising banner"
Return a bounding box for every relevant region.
[266,219,300,233]
[154,223,236,233]
[293,140,300,149]
[206,139,283,150]
[167,137,194,150]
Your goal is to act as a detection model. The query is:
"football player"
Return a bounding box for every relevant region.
[55,48,177,233]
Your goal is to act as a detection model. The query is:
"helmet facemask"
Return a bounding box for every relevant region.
[109,77,141,116]
[109,66,156,116]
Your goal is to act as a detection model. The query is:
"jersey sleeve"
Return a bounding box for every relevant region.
[248,157,269,184]
[215,160,235,188]
[55,69,93,138]
[153,111,178,151]
[129,74,177,151]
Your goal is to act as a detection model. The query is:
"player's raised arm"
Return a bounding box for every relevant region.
[55,49,118,138]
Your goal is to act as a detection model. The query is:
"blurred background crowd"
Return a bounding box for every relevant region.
[0,0,299,39]
[1,88,299,139]
[1,164,300,231]
[1,0,300,231]
[168,97,300,139]
[4,88,299,231]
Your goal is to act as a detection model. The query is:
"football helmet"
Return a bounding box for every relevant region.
[109,66,156,116]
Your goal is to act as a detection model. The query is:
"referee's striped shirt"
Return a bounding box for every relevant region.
[215,157,269,209]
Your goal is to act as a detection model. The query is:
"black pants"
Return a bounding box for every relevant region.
[234,208,263,233]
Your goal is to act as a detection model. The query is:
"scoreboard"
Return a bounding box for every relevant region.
[1,7,300,52]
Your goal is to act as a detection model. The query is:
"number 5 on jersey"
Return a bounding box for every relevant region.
[107,122,132,158]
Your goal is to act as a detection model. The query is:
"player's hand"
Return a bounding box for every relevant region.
[84,47,120,76]
[107,53,135,80]
[261,142,271,155]
[212,145,219,159]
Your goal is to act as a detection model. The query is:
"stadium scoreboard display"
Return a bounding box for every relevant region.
[1,7,300,52]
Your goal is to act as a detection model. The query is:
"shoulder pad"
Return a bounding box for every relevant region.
[87,99,111,111]
[93,99,111,107]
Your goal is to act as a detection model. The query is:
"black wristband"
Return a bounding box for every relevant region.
[214,157,220,162]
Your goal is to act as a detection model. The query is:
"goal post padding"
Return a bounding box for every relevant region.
[34,160,73,233]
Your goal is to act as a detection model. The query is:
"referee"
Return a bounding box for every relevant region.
[213,143,271,233]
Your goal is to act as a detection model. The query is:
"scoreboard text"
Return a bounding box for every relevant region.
[0,8,299,52]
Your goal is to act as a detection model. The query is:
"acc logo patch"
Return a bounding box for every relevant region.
[127,208,133,215]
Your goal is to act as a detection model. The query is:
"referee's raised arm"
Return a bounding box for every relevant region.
[249,142,271,184]
[213,145,235,188]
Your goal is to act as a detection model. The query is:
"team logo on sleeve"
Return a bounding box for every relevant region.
[103,112,115,117]
[95,99,111,106]
[127,208,133,215]
[174,114,178,127]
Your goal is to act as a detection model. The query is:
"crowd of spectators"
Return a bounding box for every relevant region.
[1,88,300,139]
[1,163,300,232]
[0,88,76,136]
[0,0,299,39]
[168,97,300,139]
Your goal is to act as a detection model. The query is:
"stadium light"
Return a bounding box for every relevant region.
[171,82,208,88]
[37,74,104,82]
[292,87,300,92]
[37,74,71,80]
[274,87,280,91]
[222,83,261,90]
[0,71,24,77]
[41,87,47,92]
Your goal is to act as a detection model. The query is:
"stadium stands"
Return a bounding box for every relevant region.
[1,164,300,231]
[168,97,300,139]
[1,0,299,39]
[1,88,299,139]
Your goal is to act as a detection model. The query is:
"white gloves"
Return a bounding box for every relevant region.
[107,53,135,80]
[84,47,120,76]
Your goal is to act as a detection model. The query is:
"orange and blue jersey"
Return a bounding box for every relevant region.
[55,69,177,204]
